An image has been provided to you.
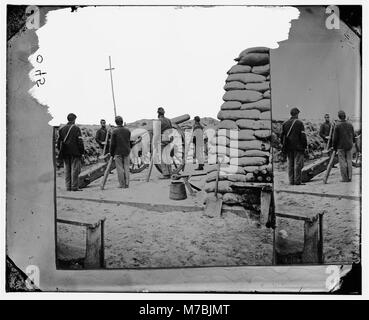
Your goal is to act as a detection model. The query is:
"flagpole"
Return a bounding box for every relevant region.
[105,55,117,118]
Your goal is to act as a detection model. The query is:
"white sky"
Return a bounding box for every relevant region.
[29,6,299,125]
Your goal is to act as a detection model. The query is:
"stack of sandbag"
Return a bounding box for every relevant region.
[204,47,272,210]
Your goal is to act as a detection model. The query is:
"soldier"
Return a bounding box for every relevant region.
[110,116,131,188]
[157,107,173,179]
[332,111,355,182]
[57,113,85,191]
[95,119,110,155]
[281,107,307,185]
[319,114,332,149]
[192,116,205,170]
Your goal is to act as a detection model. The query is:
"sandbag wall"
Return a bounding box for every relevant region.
[205,47,272,211]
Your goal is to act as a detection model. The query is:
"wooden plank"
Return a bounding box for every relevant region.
[85,223,103,269]
[183,177,196,196]
[274,189,360,201]
[230,182,272,190]
[276,211,319,222]
[100,157,114,190]
[302,154,338,183]
[302,218,320,264]
[260,190,272,225]
[57,218,95,228]
[323,151,337,184]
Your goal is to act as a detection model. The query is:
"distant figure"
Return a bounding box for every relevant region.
[332,111,355,182]
[95,119,110,155]
[192,116,205,170]
[57,113,85,191]
[110,116,131,188]
[319,113,332,149]
[157,107,173,179]
[281,107,307,185]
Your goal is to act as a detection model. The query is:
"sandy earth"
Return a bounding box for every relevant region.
[56,163,273,268]
[56,160,360,268]
[274,164,361,264]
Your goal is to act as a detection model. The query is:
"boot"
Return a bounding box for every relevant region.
[195,164,204,171]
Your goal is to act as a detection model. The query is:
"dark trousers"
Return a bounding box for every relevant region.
[64,156,81,191]
[337,149,352,182]
[287,151,304,185]
[115,154,130,188]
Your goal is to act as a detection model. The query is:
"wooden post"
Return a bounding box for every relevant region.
[260,189,272,225]
[301,216,320,264]
[100,156,113,190]
[318,212,324,264]
[85,219,105,269]
[146,120,161,182]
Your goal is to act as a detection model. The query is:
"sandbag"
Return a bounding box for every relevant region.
[236,119,271,130]
[260,111,271,120]
[252,64,270,75]
[216,128,255,141]
[208,145,245,158]
[237,129,256,141]
[222,193,243,205]
[241,99,271,112]
[243,149,270,157]
[230,156,267,167]
[226,173,255,182]
[220,101,242,110]
[226,73,266,84]
[216,119,239,130]
[210,135,229,147]
[207,164,245,175]
[263,90,271,98]
[206,170,229,183]
[217,109,261,121]
[240,99,271,112]
[245,81,270,92]
[254,129,271,139]
[236,47,270,60]
[204,180,233,194]
[238,140,271,151]
[243,166,260,173]
[227,65,252,74]
[223,90,263,103]
[237,53,270,66]
[224,81,246,91]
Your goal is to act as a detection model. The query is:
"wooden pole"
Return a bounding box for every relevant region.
[105,56,117,118]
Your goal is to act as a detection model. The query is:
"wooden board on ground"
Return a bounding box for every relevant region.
[78,159,116,188]
[204,162,222,218]
[301,155,338,183]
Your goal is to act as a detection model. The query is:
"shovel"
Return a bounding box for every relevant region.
[204,158,223,218]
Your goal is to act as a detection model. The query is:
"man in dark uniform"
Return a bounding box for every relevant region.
[57,113,85,191]
[332,110,356,182]
[95,119,110,155]
[281,107,307,185]
[319,114,332,148]
[110,116,131,188]
[192,116,205,170]
[157,107,173,179]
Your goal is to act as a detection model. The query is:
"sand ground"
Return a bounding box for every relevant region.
[56,163,273,268]
[56,161,360,268]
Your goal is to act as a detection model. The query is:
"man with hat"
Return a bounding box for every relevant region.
[157,107,173,179]
[95,119,111,155]
[192,116,205,170]
[110,115,131,188]
[281,107,307,185]
[57,113,85,191]
[319,113,332,149]
[332,110,356,182]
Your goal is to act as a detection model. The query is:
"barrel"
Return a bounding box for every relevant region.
[169,181,187,200]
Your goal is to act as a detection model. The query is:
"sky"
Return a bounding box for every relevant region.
[29,6,299,125]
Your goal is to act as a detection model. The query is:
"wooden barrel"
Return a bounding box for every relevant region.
[169,181,187,200]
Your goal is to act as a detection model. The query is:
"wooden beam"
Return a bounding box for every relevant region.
[274,189,360,201]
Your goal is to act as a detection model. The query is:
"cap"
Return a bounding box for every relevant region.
[67,113,77,121]
[290,107,300,116]
[157,107,165,115]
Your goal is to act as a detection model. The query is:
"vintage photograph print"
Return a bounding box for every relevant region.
[6,4,361,281]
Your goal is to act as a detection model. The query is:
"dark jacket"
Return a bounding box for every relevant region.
[319,122,332,142]
[57,123,85,157]
[332,120,355,151]
[110,125,131,157]
[95,127,109,148]
[193,122,204,131]
[159,116,172,134]
[281,117,307,152]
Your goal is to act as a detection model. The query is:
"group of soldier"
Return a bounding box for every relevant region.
[281,107,358,185]
[57,108,206,192]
